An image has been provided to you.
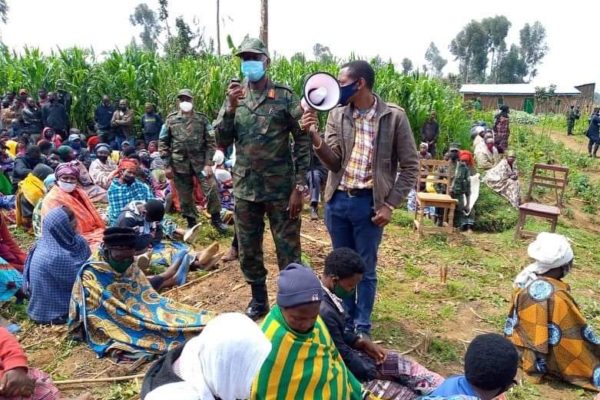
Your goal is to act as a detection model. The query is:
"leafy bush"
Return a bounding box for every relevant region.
[511,110,540,125]
[473,184,519,232]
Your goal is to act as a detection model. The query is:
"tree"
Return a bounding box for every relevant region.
[0,0,8,24]
[312,43,333,63]
[260,0,268,49]
[481,16,511,81]
[450,20,489,83]
[495,44,527,83]
[164,17,197,58]
[129,3,162,52]
[401,58,413,74]
[424,42,447,77]
[520,21,548,81]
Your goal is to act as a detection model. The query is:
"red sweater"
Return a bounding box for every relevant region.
[0,327,28,375]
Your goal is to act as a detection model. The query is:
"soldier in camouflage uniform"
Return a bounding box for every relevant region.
[214,38,310,320]
[159,89,229,234]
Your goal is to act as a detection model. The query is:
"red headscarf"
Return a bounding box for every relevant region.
[87,135,101,152]
[118,158,139,173]
[459,150,474,167]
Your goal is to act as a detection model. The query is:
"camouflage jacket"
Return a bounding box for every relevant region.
[213,79,310,202]
[159,110,216,175]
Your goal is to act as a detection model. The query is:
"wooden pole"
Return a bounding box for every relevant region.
[259,0,268,49]
[54,373,145,386]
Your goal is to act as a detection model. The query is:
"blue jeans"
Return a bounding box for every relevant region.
[306,168,327,205]
[325,190,383,334]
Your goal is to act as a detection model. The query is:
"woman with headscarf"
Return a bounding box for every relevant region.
[57,146,107,203]
[505,232,600,391]
[15,163,54,230]
[41,163,105,248]
[107,158,154,225]
[40,127,62,149]
[141,313,271,400]
[24,207,91,325]
[89,143,118,190]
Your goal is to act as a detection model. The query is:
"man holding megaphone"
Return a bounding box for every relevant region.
[213,37,310,321]
[301,60,419,337]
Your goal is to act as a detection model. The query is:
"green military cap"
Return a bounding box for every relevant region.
[236,37,270,59]
[177,88,194,99]
[449,142,460,151]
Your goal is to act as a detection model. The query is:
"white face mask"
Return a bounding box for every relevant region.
[179,101,193,112]
[58,180,76,193]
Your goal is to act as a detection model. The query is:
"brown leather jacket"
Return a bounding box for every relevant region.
[314,94,419,209]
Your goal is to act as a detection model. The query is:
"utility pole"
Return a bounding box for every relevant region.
[216,0,221,55]
[260,0,268,49]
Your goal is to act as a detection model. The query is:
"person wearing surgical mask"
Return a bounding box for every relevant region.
[159,89,229,236]
[213,37,310,321]
[300,60,419,338]
[40,162,106,248]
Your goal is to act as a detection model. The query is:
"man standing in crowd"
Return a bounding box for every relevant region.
[37,87,49,107]
[160,89,228,234]
[41,92,68,139]
[141,102,163,145]
[20,97,43,143]
[111,99,134,149]
[95,95,115,147]
[567,105,580,136]
[421,111,439,157]
[214,38,310,320]
[301,60,419,337]
[55,79,72,117]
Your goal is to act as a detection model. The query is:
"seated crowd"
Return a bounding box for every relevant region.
[0,80,596,400]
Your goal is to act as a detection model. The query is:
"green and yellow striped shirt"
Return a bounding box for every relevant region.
[252,305,364,400]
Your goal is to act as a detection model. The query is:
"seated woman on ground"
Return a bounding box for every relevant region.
[0,326,92,400]
[56,146,106,203]
[24,206,91,325]
[0,212,27,314]
[88,143,118,190]
[141,313,271,400]
[41,163,105,248]
[15,164,54,230]
[423,334,518,400]
[505,232,600,391]
[319,247,443,399]
[483,150,520,208]
[68,227,211,360]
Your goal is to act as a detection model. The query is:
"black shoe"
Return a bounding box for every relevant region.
[245,298,270,321]
[246,283,270,321]
[186,217,197,229]
[210,213,230,234]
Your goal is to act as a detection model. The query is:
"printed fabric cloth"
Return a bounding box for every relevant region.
[68,255,211,360]
[505,277,600,391]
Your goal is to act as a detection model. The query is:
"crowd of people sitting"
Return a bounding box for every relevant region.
[0,43,598,400]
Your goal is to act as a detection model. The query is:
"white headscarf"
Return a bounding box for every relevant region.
[173,312,271,400]
[513,232,574,289]
[212,150,225,166]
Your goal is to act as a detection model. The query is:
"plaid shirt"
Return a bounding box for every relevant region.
[339,98,378,190]
[107,179,154,225]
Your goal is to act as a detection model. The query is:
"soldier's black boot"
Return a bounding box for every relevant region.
[210,213,229,234]
[246,283,269,321]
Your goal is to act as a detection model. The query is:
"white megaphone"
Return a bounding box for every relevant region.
[301,72,341,112]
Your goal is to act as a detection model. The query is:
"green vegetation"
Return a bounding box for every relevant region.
[0,46,471,153]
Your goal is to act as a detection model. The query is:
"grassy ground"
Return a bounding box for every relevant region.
[3,121,600,399]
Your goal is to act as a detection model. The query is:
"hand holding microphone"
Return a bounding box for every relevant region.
[226,79,244,111]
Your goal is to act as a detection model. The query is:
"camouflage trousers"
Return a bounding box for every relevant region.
[235,198,301,284]
[173,171,221,220]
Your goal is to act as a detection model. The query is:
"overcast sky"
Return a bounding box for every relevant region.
[0,0,598,89]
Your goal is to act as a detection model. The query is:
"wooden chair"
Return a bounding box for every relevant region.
[413,159,458,237]
[514,163,569,239]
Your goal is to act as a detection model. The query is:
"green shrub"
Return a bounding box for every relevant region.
[474,184,519,232]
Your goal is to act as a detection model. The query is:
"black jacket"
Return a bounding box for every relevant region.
[95,104,115,131]
[41,103,68,132]
[141,343,185,399]
[319,288,378,381]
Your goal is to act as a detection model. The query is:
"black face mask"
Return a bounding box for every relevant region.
[120,106,127,112]
[450,153,459,162]
[123,175,136,185]
[97,155,108,162]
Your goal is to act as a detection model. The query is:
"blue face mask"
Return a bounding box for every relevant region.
[241,60,266,82]
[339,80,359,106]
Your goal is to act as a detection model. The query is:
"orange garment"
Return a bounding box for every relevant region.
[41,186,105,249]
